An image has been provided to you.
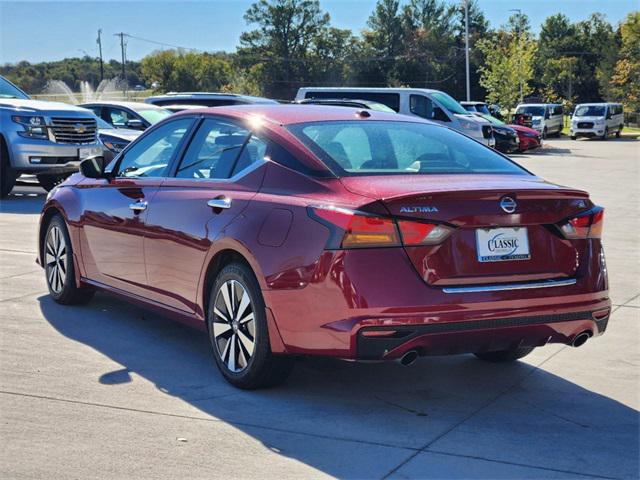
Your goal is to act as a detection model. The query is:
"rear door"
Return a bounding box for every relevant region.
[79,117,195,295]
[143,117,268,312]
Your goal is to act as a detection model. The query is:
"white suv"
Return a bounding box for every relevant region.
[515,103,563,139]
[570,103,624,140]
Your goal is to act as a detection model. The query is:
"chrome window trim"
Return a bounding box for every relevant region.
[442,278,577,294]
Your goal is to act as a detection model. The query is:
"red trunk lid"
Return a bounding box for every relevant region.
[341,174,592,286]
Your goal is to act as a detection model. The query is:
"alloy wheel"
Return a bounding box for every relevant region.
[212,279,256,373]
[45,226,67,294]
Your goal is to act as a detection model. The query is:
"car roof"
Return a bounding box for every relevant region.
[171,104,432,126]
[80,100,166,110]
[517,103,561,107]
[145,92,277,104]
[299,86,441,94]
[575,103,619,106]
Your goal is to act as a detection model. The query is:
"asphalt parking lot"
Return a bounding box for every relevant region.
[0,137,638,479]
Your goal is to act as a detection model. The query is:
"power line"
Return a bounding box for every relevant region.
[123,33,203,52]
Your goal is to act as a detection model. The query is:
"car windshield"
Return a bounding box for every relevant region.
[516,106,545,117]
[288,121,528,176]
[431,92,468,115]
[476,104,491,115]
[96,117,114,129]
[575,105,606,117]
[136,108,171,124]
[0,77,29,99]
[481,114,505,126]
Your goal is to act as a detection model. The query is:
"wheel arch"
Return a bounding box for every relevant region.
[198,243,288,354]
[38,206,65,267]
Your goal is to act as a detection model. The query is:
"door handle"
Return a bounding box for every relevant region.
[129,200,148,213]
[207,197,232,210]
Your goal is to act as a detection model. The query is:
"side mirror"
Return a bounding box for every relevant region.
[544,111,550,119]
[80,155,108,179]
[126,119,145,130]
[606,112,612,119]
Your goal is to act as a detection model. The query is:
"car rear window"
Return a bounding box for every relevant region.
[288,121,528,176]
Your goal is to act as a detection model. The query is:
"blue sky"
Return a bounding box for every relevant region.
[0,0,637,64]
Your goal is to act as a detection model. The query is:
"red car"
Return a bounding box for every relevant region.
[511,124,543,151]
[38,105,610,389]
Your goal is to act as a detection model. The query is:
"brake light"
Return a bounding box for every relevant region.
[397,220,453,246]
[309,206,451,249]
[559,208,604,239]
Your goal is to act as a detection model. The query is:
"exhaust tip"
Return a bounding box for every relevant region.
[571,331,591,348]
[399,350,419,366]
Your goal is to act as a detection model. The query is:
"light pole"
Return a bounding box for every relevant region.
[464,0,470,101]
[509,8,523,103]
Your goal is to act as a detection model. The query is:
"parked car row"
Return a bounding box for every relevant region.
[0,73,628,197]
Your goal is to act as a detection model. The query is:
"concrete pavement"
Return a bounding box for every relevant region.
[1,137,638,479]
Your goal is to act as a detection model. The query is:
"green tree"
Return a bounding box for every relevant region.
[237,0,332,98]
[453,0,489,100]
[357,0,404,86]
[610,12,640,110]
[140,50,233,93]
[477,27,537,113]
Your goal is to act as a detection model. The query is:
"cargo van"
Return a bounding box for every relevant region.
[570,103,624,140]
[514,103,563,138]
[296,87,494,147]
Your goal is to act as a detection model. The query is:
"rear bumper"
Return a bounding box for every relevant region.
[356,308,610,360]
[264,244,610,359]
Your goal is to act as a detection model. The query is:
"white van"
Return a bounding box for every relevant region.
[295,87,494,147]
[570,103,624,140]
[514,103,563,138]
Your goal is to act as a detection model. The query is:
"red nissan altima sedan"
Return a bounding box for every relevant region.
[37,105,610,389]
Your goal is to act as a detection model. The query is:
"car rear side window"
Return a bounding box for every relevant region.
[176,118,250,179]
[288,121,528,176]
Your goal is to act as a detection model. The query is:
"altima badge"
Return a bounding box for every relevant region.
[500,196,517,213]
[400,206,439,213]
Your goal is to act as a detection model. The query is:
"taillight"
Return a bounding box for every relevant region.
[309,206,452,249]
[397,220,453,245]
[559,208,604,239]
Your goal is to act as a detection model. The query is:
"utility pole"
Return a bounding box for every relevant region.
[96,29,104,82]
[509,9,523,103]
[115,32,127,95]
[464,0,470,101]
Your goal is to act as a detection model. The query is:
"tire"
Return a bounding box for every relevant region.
[616,126,622,138]
[37,173,70,192]
[207,262,293,389]
[542,127,547,139]
[601,127,608,141]
[474,346,535,363]
[44,215,95,305]
[0,137,16,198]
[570,135,577,140]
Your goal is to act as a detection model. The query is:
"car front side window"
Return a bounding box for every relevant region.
[116,118,193,178]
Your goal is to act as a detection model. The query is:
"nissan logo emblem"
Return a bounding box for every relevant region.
[500,196,517,213]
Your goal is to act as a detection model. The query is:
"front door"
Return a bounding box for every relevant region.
[79,117,194,295]
[143,117,268,313]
